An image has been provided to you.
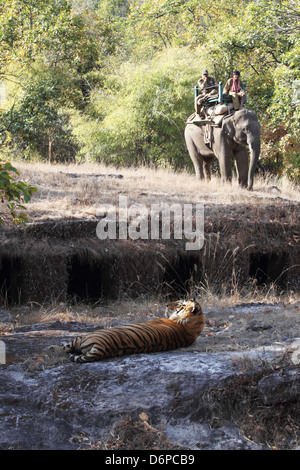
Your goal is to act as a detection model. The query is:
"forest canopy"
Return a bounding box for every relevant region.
[0,0,299,180]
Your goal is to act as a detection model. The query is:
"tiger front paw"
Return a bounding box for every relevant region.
[69,353,79,362]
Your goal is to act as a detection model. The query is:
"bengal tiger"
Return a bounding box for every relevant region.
[49,300,205,363]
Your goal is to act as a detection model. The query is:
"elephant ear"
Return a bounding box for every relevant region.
[222,117,235,138]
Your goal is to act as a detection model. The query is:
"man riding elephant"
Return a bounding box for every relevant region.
[223,70,246,110]
[194,70,218,118]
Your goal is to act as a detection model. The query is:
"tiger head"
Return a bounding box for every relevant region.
[165,299,205,334]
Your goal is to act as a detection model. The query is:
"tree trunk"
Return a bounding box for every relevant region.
[48,135,53,164]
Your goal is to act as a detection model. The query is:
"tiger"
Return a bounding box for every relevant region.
[49,300,205,363]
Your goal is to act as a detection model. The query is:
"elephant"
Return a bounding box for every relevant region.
[184,108,261,190]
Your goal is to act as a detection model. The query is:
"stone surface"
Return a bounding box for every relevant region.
[1,302,300,450]
[0,350,260,450]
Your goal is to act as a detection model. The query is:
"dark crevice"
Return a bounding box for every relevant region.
[249,252,289,286]
[67,256,103,302]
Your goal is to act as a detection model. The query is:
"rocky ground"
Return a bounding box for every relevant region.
[1,300,300,450]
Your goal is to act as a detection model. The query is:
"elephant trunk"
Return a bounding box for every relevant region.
[247,128,260,190]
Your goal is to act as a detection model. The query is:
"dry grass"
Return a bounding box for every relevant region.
[9,298,166,328]
[205,366,300,450]
[195,281,300,311]
[10,161,300,222]
[9,288,300,331]
[2,160,299,318]
[85,414,176,450]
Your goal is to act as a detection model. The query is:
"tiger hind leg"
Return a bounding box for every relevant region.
[69,346,100,363]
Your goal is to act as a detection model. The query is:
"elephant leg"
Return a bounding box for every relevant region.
[197,165,205,180]
[218,151,232,182]
[193,152,205,180]
[204,160,212,180]
[185,133,205,179]
[234,148,248,188]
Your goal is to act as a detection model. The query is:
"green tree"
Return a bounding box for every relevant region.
[241,0,300,179]
[0,0,298,180]
[70,46,205,168]
[0,161,36,225]
[0,0,108,161]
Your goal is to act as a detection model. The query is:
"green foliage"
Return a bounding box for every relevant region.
[0,160,37,225]
[234,0,300,179]
[71,47,202,168]
[260,65,300,181]
[0,0,113,161]
[0,0,298,180]
[0,63,79,162]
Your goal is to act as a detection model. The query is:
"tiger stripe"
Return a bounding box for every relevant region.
[49,300,205,363]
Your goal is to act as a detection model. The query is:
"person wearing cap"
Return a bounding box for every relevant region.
[194,70,218,116]
[224,71,246,110]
